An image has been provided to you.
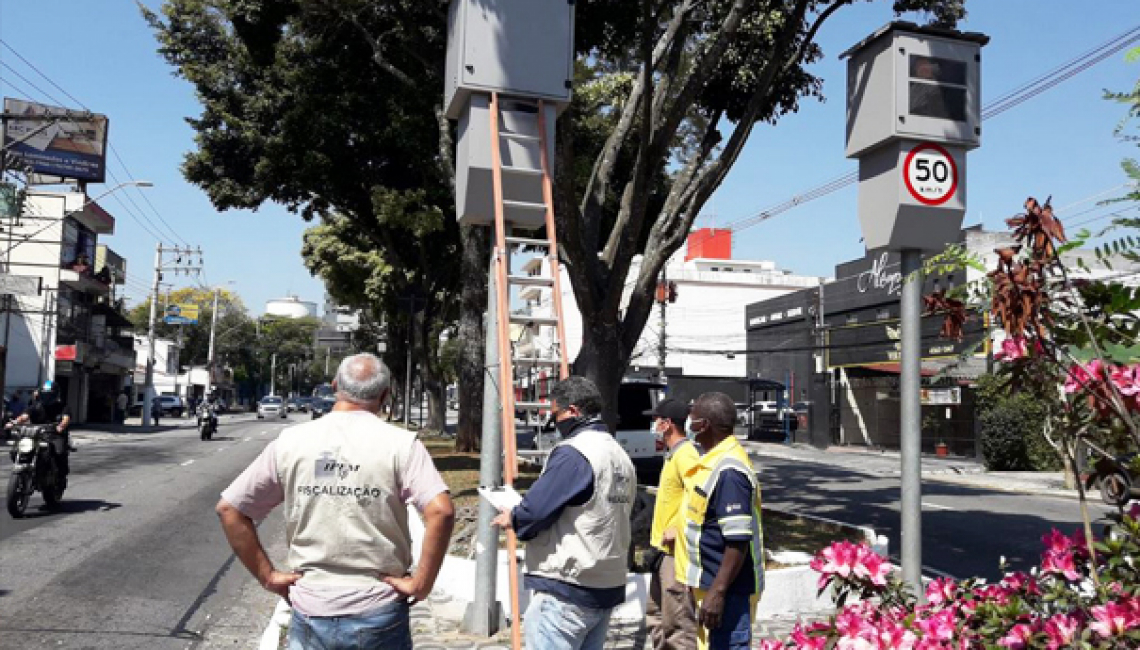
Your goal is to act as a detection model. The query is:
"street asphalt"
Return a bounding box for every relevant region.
[0,413,294,649]
[753,454,1116,581]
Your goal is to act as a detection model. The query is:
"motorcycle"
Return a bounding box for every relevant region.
[198,404,218,441]
[7,424,66,517]
[1086,452,1139,508]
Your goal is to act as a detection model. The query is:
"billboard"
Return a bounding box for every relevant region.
[164,303,199,326]
[3,98,109,183]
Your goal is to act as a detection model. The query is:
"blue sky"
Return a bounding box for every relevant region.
[0,0,1137,315]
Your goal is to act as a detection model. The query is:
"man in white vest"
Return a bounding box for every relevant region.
[216,353,455,650]
[493,376,636,649]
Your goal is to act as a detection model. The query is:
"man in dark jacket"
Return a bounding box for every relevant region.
[493,376,637,650]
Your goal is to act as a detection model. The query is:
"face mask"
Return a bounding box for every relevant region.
[555,416,583,438]
[684,416,700,440]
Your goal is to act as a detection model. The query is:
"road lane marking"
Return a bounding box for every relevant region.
[181,460,194,466]
[922,501,956,511]
[216,447,227,453]
[244,437,252,442]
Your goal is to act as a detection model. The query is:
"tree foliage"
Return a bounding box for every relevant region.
[147,0,968,426]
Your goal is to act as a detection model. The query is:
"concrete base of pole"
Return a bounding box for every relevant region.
[462,600,505,637]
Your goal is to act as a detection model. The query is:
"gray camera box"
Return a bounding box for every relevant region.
[445,0,575,120]
[843,22,988,159]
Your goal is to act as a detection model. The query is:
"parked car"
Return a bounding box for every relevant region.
[154,395,185,418]
[310,398,336,419]
[257,396,287,419]
[286,397,307,413]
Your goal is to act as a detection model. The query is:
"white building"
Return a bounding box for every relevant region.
[2,189,135,423]
[265,295,317,319]
[519,228,825,378]
[132,335,180,404]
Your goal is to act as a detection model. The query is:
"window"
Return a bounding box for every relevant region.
[908,55,968,122]
[710,267,720,272]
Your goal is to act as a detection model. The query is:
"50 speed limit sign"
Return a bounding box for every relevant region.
[903,142,958,206]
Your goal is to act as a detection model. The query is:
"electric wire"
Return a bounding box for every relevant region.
[0,39,193,247]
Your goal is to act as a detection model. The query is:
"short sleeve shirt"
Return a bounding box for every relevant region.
[220,427,449,617]
[699,468,758,594]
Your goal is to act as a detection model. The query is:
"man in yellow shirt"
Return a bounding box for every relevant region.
[675,392,763,650]
[645,398,700,650]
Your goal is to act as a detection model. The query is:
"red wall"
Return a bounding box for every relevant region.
[685,228,732,261]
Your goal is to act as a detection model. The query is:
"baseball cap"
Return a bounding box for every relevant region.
[643,398,689,427]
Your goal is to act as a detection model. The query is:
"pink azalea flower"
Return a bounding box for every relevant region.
[994,336,1029,361]
[1041,529,1072,554]
[1064,360,1104,394]
[1111,364,1140,397]
[1044,613,1082,650]
[915,609,956,642]
[1000,572,1041,596]
[997,623,1036,649]
[925,577,957,605]
[974,584,1014,607]
[877,623,918,650]
[1090,601,1139,638]
[854,546,890,586]
[756,640,786,650]
[1128,503,1140,520]
[1041,549,1082,582]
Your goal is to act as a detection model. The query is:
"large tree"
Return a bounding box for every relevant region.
[128,287,249,368]
[145,0,486,447]
[302,212,455,431]
[148,0,966,428]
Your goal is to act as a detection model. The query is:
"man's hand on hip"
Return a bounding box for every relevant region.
[383,573,431,603]
[262,570,303,602]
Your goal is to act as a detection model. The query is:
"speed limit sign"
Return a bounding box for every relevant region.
[903,143,958,206]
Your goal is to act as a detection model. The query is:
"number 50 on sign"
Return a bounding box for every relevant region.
[903,142,958,207]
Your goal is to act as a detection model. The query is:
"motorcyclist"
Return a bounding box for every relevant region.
[198,392,219,431]
[15,389,73,484]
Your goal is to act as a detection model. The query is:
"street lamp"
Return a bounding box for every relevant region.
[4,180,155,258]
[205,279,236,400]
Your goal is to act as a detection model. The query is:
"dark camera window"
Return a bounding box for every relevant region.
[909,82,967,122]
[909,55,967,85]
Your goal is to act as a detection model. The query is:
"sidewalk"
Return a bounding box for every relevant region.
[743,440,1074,500]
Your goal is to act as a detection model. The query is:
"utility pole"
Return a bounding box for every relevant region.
[270,353,277,396]
[205,286,220,398]
[398,293,422,428]
[143,244,203,426]
[654,273,675,382]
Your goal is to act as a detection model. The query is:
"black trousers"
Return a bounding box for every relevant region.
[48,431,70,476]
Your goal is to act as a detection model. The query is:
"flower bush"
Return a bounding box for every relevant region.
[762,506,1140,649]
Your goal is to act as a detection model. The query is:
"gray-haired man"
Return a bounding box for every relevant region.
[216,353,455,650]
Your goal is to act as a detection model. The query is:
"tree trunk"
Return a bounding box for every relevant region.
[456,225,489,451]
[424,375,447,432]
[572,317,629,431]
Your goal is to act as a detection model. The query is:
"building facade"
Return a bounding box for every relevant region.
[745,226,1140,453]
[2,189,134,423]
[521,228,824,379]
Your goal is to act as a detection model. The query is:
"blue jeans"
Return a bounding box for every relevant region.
[694,588,756,650]
[524,591,613,650]
[288,601,411,650]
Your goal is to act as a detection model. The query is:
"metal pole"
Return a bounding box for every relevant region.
[270,353,277,396]
[205,287,219,397]
[142,243,161,426]
[463,259,504,636]
[404,298,413,428]
[783,369,791,444]
[900,249,924,599]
